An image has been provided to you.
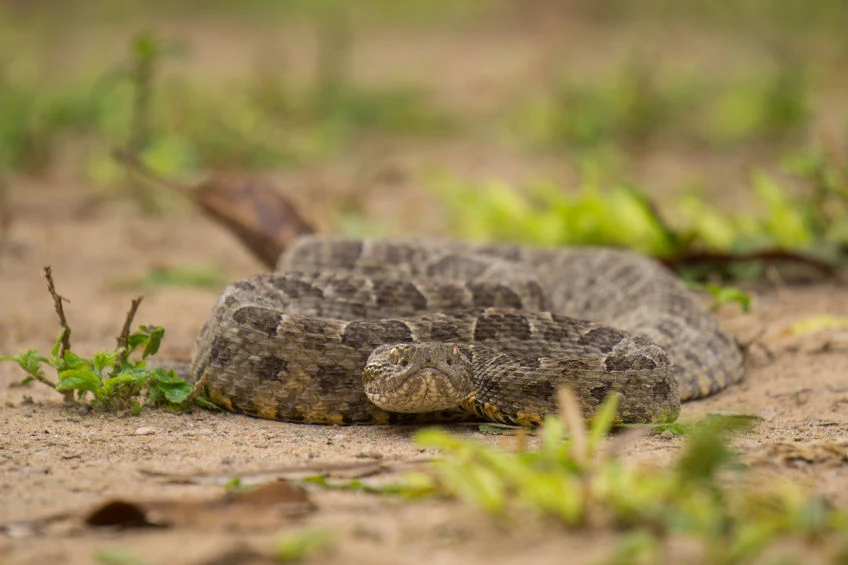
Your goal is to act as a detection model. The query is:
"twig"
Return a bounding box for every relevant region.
[115,295,144,365]
[111,148,193,197]
[183,369,209,408]
[137,457,434,483]
[43,266,74,402]
[660,249,837,275]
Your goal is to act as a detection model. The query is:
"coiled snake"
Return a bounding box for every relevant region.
[191,236,743,425]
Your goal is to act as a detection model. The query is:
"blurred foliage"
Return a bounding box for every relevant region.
[512,57,811,151]
[0,23,455,185]
[432,146,848,273]
[357,394,848,565]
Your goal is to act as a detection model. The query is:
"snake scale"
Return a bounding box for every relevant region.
[191,236,744,425]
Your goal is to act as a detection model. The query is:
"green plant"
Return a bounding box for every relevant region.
[406,394,848,564]
[432,148,848,279]
[110,264,226,291]
[430,164,681,257]
[1,325,194,414]
[94,547,151,565]
[274,528,333,563]
[0,268,201,414]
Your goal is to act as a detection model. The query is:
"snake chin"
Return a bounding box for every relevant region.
[363,343,473,413]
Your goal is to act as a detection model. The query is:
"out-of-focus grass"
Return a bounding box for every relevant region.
[0,24,456,183]
[510,57,811,151]
[432,145,848,276]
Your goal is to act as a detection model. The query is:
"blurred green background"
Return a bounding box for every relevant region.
[2,0,847,268]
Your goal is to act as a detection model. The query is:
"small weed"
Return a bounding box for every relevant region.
[430,164,680,256]
[1,325,194,414]
[691,283,753,313]
[784,315,848,336]
[432,148,848,280]
[94,547,151,565]
[404,393,847,564]
[274,528,333,563]
[111,265,226,291]
[0,267,201,414]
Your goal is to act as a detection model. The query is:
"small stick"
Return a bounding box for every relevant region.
[43,266,74,402]
[660,249,836,275]
[43,266,71,357]
[115,295,144,365]
[183,370,210,408]
[111,148,193,197]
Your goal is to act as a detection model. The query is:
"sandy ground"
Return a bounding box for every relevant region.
[1,181,847,565]
[1,14,848,563]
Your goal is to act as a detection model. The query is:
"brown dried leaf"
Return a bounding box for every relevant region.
[112,150,315,267]
[83,480,315,531]
[192,175,315,268]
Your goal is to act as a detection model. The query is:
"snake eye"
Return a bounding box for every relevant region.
[390,347,400,364]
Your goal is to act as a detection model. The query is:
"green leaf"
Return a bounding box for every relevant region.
[126,331,149,354]
[139,325,165,359]
[50,328,66,359]
[60,351,93,372]
[274,528,333,563]
[699,283,752,313]
[0,349,49,380]
[588,392,621,453]
[752,172,814,249]
[103,372,144,395]
[149,368,193,404]
[93,350,118,374]
[56,368,103,396]
[784,315,848,336]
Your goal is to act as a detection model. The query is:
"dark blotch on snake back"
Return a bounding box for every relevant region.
[589,383,611,403]
[521,380,556,403]
[342,320,414,349]
[473,312,532,341]
[605,353,658,372]
[271,276,324,300]
[232,307,281,337]
[208,335,234,367]
[251,354,288,382]
[577,327,626,354]
[469,283,523,309]
[372,280,428,311]
[428,318,467,342]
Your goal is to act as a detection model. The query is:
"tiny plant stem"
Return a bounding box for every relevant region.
[661,249,835,275]
[115,295,144,365]
[559,387,587,465]
[183,370,210,408]
[127,31,161,213]
[111,149,193,197]
[43,266,71,357]
[43,265,74,402]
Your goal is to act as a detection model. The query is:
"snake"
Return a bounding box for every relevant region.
[190,235,744,425]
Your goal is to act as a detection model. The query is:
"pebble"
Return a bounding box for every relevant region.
[134,426,156,436]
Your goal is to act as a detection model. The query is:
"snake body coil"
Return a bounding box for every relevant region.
[191,236,743,424]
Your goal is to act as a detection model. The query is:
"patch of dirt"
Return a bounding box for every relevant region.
[1,181,847,565]
[3,14,848,562]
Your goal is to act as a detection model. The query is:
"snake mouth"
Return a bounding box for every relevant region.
[365,367,467,413]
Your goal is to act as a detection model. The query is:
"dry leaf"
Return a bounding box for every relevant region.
[112,150,315,267]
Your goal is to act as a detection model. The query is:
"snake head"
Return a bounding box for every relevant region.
[362,343,472,413]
